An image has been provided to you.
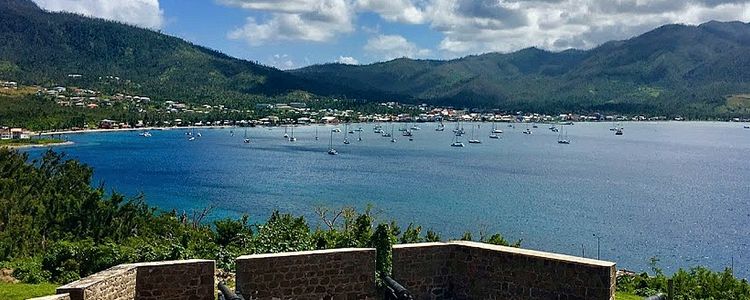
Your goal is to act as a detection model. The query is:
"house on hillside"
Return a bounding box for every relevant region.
[99,119,116,129]
[10,128,30,139]
[320,116,339,124]
[0,127,10,140]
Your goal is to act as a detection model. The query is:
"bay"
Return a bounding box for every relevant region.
[25,122,750,277]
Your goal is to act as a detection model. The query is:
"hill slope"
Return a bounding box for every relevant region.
[0,0,376,106]
[295,21,750,116]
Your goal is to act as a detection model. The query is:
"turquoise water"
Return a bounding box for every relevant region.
[25,122,750,277]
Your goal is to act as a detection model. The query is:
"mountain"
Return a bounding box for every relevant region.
[0,0,388,107]
[295,21,750,117]
[2,0,750,117]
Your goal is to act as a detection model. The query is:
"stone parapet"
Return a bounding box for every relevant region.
[392,241,616,300]
[236,248,377,299]
[44,259,214,300]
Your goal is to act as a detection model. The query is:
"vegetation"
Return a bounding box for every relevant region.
[0,282,58,300]
[616,257,750,299]
[0,148,518,285]
[0,138,65,147]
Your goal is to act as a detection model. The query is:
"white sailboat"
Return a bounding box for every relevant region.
[390,125,397,143]
[557,124,570,144]
[327,130,338,155]
[451,132,464,147]
[283,126,289,138]
[343,124,350,144]
[315,126,319,141]
[243,128,250,143]
[289,126,296,142]
[468,124,481,144]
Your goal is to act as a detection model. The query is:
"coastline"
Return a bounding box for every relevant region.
[3,141,75,149]
[37,125,236,136]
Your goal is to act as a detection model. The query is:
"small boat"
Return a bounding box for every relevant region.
[332,128,341,133]
[196,132,202,137]
[410,125,421,130]
[402,130,412,137]
[491,122,503,134]
[744,125,749,129]
[390,126,397,143]
[327,130,338,155]
[523,128,532,134]
[188,136,195,141]
[243,128,250,143]
[436,121,445,131]
[343,124,350,144]
[354,127,363,132]
[557,124,570,144]
[358,130,362,141]
[139,131,152,137]
[489,133,499,139]
[468,124,481,144]
[451,133,464,147]
[289,126,296,142]
[343,138,350,144]
[315,127,319,141]
[532,124,538,128]
[615,128,624,135]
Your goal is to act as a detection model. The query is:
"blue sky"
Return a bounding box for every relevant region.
[32,0,750,69]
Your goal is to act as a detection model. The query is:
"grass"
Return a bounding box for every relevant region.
[0,283,58,300]
[616,291,643,300]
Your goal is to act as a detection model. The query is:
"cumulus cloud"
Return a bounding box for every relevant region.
[33,0,164,29]
[356,0,426,24]
[336,56,360,64]
[221,0,750,59]
[269,54,296,70]
[427,0,750,55]
[364,34,431,60]
[224,0,354,45]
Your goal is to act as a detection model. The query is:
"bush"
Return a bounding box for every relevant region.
[1,257,51,284]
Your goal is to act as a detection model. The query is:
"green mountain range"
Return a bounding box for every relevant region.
[296,21,750,117]
[2,0,750,117]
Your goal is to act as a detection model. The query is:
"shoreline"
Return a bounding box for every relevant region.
[3,141,75,149]
[37,126,236,136]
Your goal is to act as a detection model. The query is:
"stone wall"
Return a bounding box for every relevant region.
[392,242,455,299]
[134,260,215,300]
[392,241,616,300]
[38,259,214,300]
[236,248,377,300]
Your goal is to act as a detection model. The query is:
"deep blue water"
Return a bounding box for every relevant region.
[24,122,750,277]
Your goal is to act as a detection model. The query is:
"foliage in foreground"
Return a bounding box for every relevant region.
[0,282,58,300]
[616,257,750,299]
[0,149,519,284]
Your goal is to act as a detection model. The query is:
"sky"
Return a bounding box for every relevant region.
[31,0,750,69]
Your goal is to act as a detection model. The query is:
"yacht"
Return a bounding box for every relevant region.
[451,133,465,147]
[327,130,338,155]
[289,126,296,142]
[557,124,570,144]
[468,124,481,144]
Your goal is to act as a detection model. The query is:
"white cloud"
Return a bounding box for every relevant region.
[33,0,164,29]
[336,56,359,64]
[426,0,750,56]
[356,0,426,24]
[224,0,354,45]
[364,34,431,60]
[269,54,296,70]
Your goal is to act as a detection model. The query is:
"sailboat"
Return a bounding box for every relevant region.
[468,124,481,144]
[358,130,362,141]
[283,126,289,138]
[390,125,397,143]
[557,124,570,144]
[327,130,338,155]
[315,126,319,141]
[343,124,350,144]
[491,122,503,134]
[451,132,465,147]
[289,126,297,142]
[188,127,196,141]
[523,124,532,134]
[436,120,445,131]
[243,128,250,143]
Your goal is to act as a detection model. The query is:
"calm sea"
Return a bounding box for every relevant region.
[24,122,750,277]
